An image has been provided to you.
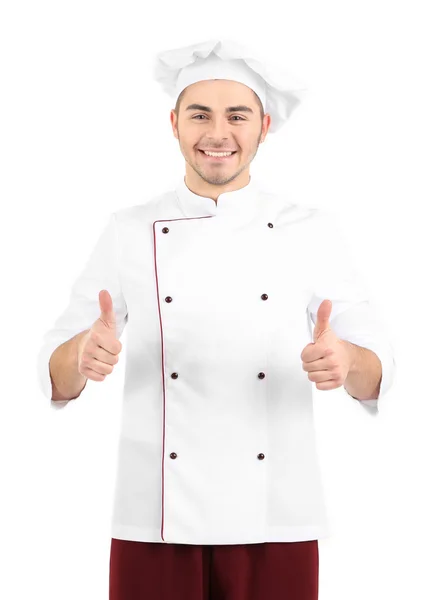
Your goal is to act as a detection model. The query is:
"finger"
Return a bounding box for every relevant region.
[91,345,119,365]
[87,358,114,376]
[303,359,331,372]
[80,366,106,382]
[307,370,337,383]
[302,346,333,365]
[303,348,334,370]
[98,289,116,329]
[91,331,122,355]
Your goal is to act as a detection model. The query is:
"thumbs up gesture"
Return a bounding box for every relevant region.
[300,299,352,391]
[77,290,123,382]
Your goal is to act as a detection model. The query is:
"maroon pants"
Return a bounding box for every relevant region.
[109,537,319,600]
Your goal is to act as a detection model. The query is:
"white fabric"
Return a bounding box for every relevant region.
[153,38,308,133]
[176,52,267,112]
[37,177,396,544]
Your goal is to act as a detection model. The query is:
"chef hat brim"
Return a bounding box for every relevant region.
[152,38,308,134]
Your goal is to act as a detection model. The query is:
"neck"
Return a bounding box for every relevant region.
[184,170,251,203]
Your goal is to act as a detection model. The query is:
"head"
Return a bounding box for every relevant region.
[170,78,271,195]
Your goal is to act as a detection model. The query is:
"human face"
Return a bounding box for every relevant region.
[170,79,270,192]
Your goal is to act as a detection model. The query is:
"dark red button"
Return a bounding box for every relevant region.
[267,223,273,228]
[171,373,178,379]
[162,227,169,233]
[257,453,265,460]
[261,294,268,300]
[165,296,173,303]
[258,372,265,379]
[170,452,177,459]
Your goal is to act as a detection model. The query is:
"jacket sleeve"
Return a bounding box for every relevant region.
[306,208,396,415]
[36,212,128,409]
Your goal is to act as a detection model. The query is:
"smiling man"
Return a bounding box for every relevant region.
[171,79,270,197]
[38,38,396,600]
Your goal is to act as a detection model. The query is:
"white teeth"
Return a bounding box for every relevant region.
[203,151,233,157]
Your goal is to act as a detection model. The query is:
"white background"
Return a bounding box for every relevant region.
[1,0,439,598]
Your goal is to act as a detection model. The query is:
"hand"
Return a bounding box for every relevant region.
[300,299,352,391]
[77,289,123,382]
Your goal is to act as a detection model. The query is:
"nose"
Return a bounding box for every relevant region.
[205,116,232,140]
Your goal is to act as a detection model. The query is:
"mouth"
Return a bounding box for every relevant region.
[198,149,237,161]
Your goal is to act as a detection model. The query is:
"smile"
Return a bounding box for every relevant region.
[198,150,237,161]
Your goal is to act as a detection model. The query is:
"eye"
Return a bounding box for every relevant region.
[192,115,246,121]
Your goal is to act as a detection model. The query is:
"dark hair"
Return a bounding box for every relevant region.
[174,88,264,121]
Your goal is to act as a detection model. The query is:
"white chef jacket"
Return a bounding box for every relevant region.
[37,175,396,545]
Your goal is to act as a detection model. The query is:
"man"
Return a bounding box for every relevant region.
[37,39,396,600]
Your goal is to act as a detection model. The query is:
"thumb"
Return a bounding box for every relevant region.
[98,289,116,330]
[313,299,332,342]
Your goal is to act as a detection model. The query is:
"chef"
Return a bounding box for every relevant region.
[37,38,396,600]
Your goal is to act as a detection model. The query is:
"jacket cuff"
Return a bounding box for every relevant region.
[343,343,396,415]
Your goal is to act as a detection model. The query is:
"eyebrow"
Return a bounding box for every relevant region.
[185,103,254,114]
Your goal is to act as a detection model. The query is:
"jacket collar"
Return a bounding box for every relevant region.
[174,174,260,220]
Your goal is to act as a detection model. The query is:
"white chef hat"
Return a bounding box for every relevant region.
[152,38,308,134]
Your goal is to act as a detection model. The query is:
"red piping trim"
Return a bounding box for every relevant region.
[153,215,213,541]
